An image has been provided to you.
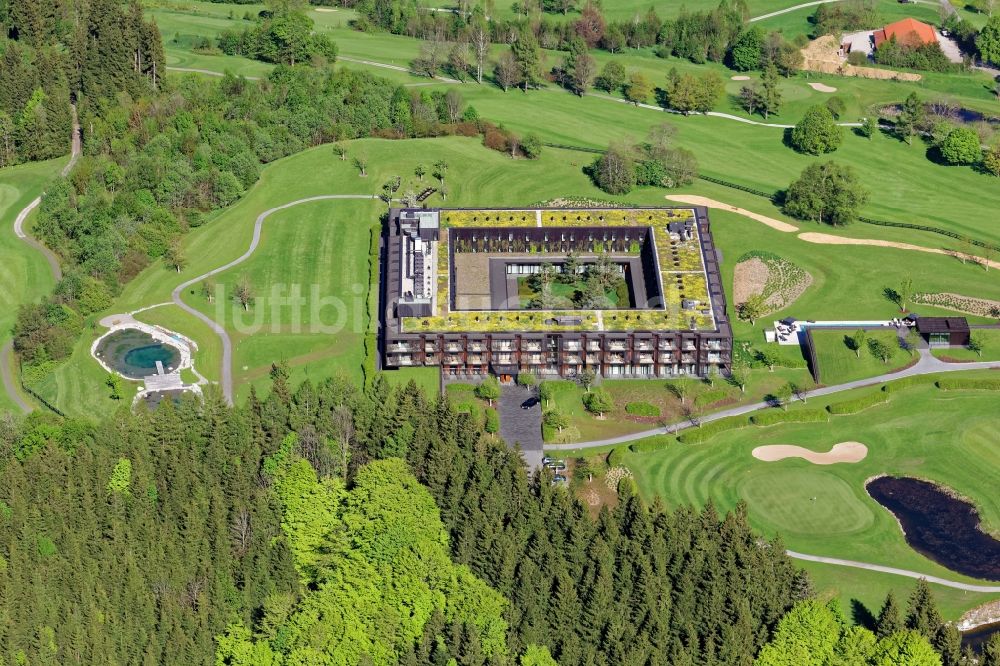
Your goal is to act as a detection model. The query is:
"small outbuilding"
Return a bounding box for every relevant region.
[915,316,970,347]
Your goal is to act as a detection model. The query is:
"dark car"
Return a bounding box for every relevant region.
[521,397,539,409]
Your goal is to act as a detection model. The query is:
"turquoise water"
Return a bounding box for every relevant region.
[95,329,181,379]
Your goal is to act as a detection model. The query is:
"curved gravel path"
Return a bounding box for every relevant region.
[3,107,80,411]
[166,66,261,81]
[786,551,1000,592]
[750,0,840,21]
[171,194,377,404]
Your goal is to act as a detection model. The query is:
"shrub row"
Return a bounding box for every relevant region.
[607,447,628,467]
[628,435,677,454]
[882,375,938,394]
[625,401,661,417]
[936,378,1000,391]
[826,392,890,415]
[362,228,380,389]
[677,415,749,444]
[749,409,829,426]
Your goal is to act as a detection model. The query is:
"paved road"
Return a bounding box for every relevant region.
[0,341,30,413]
[750,0,840,21]
[171,194,377,404]
[547,349,1000,450]
[787,551,1000,592]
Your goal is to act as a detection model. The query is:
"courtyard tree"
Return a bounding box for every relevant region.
[105,373,122,400]
[773,382,793,410]
[414,163,426,181]
[591,143,636,194]
[737,292,767,326]
[583,388,614,418]
[848,328,867,358]
[898,275,914,313]
[353,153,369,176]
[969,333,984,357]
[868,338,895,364]
[624,71,652,105]
[543,409,569,434]
[484,408,500,437]
[517,372,537,388]
[859,115,878,140]
[789,105,843,155]
[938,126,983,165]
[984,142,1000,177]
[594,60,626,93]
[666,379,694,405]
[729,360,750,393]
[783,161,869,226]
[235,273,255,311]
[538,380,555,406]
[476,376,501,406]
[757,347,780,371]
[433,159,449,184]
[578,369,596,392]
[896,92,925,145]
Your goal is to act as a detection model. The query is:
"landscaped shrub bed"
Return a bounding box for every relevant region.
[826,392,890,415]
[936,378,1000,391]
[625,401,661,417]
[628,435,676,453]
[677,415,749,443]
[749,409,829,426]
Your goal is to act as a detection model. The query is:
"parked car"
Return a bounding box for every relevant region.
[552,474,568,484]
[521,397,539,409]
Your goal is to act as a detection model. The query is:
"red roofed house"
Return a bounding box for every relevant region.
[874,18,938,50]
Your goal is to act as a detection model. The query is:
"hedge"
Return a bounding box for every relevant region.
[882,375,938,394]
[362,227,380,389]
[628,435,677,454]
[607,447,628,467]
[936,378,1000,391]
[826,392,890,415]
[677,415,749,444]
[625,401,661,417]
[750,409,829,426]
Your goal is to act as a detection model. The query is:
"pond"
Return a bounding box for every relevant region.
[963,621,1000,654]
[866,476,1000,581]
[95,328,182,380]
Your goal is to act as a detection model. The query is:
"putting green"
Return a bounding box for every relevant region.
[738,468,875,537]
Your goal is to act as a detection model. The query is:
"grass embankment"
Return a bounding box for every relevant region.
[810,328,914,385]
[618,377,1000,618]
[0,157,66,412]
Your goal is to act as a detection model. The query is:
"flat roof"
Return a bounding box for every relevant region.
[916,316,969,334]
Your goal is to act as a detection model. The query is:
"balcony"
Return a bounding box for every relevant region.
[468,354,484,365]
[659,352,675,363]
[468,342,485,352]
[394,355,414,366]
[585,354,600,365]
[389,342,417,353]
[682,342,697,352]
[605,353,626,364]
[444,343,463,353]
[492,342,514,352]
[563,354,581,364]
[706,340,724,351]
[523,342,543,352]
[635,341,654,352]
[527,354,544,365]
[495,353,514,364]
[681,354,695,364]
[658,341,674,351]
[706,353,723,364]
[425,344,439,353]
[636,353,655,364]
[586,341,601,352]
[445,355,464,365]
[564,341,581,352]
[607,341,627,352]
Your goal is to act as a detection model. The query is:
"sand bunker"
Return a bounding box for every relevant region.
[798,232,1000,270]
[314,6,338,11]
[731,75,751,81]
[753,442,868,464]
[808,82,837,93]
[665,195,799,232]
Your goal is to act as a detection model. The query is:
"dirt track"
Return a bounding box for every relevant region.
[665,195,799,232]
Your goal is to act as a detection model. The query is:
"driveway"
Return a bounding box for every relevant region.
[498,384,543,471]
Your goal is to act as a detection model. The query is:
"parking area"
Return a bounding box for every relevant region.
[497,383,543,471]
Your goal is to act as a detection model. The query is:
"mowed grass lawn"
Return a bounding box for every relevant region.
[810,328,914,385]
[623,376,1000,591]
[0,157,65,412]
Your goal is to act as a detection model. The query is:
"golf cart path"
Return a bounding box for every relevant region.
[167,66,261,81]
[547,350,1000,451]
[786,551,1000,592]
[171,194,378,404]
[3,106,80,411]
[337,56,462,83]
[750,0,839,21]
